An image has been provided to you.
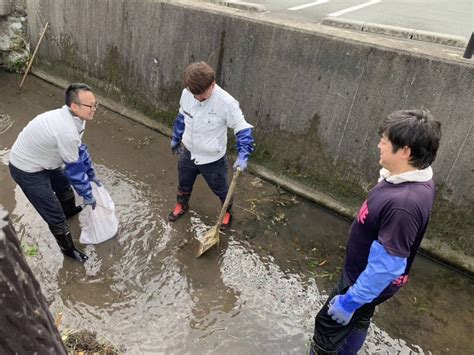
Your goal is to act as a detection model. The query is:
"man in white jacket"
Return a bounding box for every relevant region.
[9,83,102,262]
[169,62,255,228]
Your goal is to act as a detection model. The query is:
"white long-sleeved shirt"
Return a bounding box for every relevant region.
[9,105,84,172]
[180,85,253,165]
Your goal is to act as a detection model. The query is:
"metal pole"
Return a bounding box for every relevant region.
[463,32,474,59]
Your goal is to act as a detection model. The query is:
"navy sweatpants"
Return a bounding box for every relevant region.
[177,147,229,204]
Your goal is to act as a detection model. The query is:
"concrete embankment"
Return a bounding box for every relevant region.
[24,0,474,274]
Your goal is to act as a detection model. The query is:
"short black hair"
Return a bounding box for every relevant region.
[379,109,442,169]
[65,83,93,107]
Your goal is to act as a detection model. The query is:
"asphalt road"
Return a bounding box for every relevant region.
[239,0,473,40]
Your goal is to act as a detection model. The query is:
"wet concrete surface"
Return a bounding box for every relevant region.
[0,71,473,354]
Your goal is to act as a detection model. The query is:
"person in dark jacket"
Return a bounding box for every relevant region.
[310,109,442,354]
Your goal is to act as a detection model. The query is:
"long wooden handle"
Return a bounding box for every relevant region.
[18,21,49,93]
[215,168,241,229]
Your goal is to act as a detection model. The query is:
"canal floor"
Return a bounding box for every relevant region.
[0,71,473,354]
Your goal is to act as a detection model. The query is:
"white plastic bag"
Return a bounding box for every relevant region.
[79,184,119,244]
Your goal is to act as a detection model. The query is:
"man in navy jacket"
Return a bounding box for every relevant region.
[311,109,442,354]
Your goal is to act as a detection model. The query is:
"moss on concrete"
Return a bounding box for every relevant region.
[251,115,367,211]
[426,192,474,258]
[124,95,177,127]
[5,54,28,73]
[59,34,81,70]
[4,20,29,73]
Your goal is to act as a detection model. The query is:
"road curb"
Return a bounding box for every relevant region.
[218,1,266,13]
[321,17,468,48]
[31,68,474,277]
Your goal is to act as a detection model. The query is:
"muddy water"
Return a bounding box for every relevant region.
[0,71,473,354]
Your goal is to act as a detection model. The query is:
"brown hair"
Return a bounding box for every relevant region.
[183,62,215,95]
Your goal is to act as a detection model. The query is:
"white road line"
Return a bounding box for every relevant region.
[288,0,329,11]
[327,0,381,17]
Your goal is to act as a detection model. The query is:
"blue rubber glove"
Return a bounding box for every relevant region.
[233,157,247,171]
[328,293,362,326]
[64,159,93,201]
[83,194,96,210]
[79,144,99,183]
[328,241,407,326]
[234,128,255,172]
[171,113,185,154]
[171,140,182,155]
[90,177,102,187]
[346,241,407,304]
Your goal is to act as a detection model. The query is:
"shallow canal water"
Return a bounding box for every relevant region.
[0,71,473,354]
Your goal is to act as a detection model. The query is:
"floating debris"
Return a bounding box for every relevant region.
[62,329,124,354]
[0,113,14,134]
[135,136,154,149]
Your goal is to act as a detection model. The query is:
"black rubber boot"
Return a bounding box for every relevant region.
[50,223,88,262]
[168,192,190,222]
[57,187,83,219]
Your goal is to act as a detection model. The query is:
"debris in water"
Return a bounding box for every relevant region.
[62,329,124,354]
[21,243,39,257]
[271,211,287,225]
[0,113,14,133]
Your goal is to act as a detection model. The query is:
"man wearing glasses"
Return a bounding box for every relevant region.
[168,61,255,227]
[8,83,102,262]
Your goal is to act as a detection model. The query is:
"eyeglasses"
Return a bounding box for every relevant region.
[76,102,99,110]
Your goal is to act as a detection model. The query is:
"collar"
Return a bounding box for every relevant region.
[62,105,85,133]
[378,166,433,184]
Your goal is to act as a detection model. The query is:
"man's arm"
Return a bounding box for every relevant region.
[61,139,96,208]
[171,112,185,154]
[57,132,81,164]
[225,100,254,171]
[79,144,101,186]
[233,128,255,171]
[328,240,407,325]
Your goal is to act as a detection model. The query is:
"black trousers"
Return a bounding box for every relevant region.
[313,275,392,353]
[9,163,70,229]
[177,147,229,203]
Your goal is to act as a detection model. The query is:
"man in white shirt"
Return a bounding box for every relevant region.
[169,62,255,228]
[9,83,102,262]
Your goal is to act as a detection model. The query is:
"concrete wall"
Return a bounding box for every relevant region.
[25,0,474,256]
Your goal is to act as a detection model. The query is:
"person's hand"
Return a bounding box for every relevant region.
[233,157,247,172]
[327,294,355,326]
[84,195,97,210]
[171,140,182,155]
[90,177,102,187]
